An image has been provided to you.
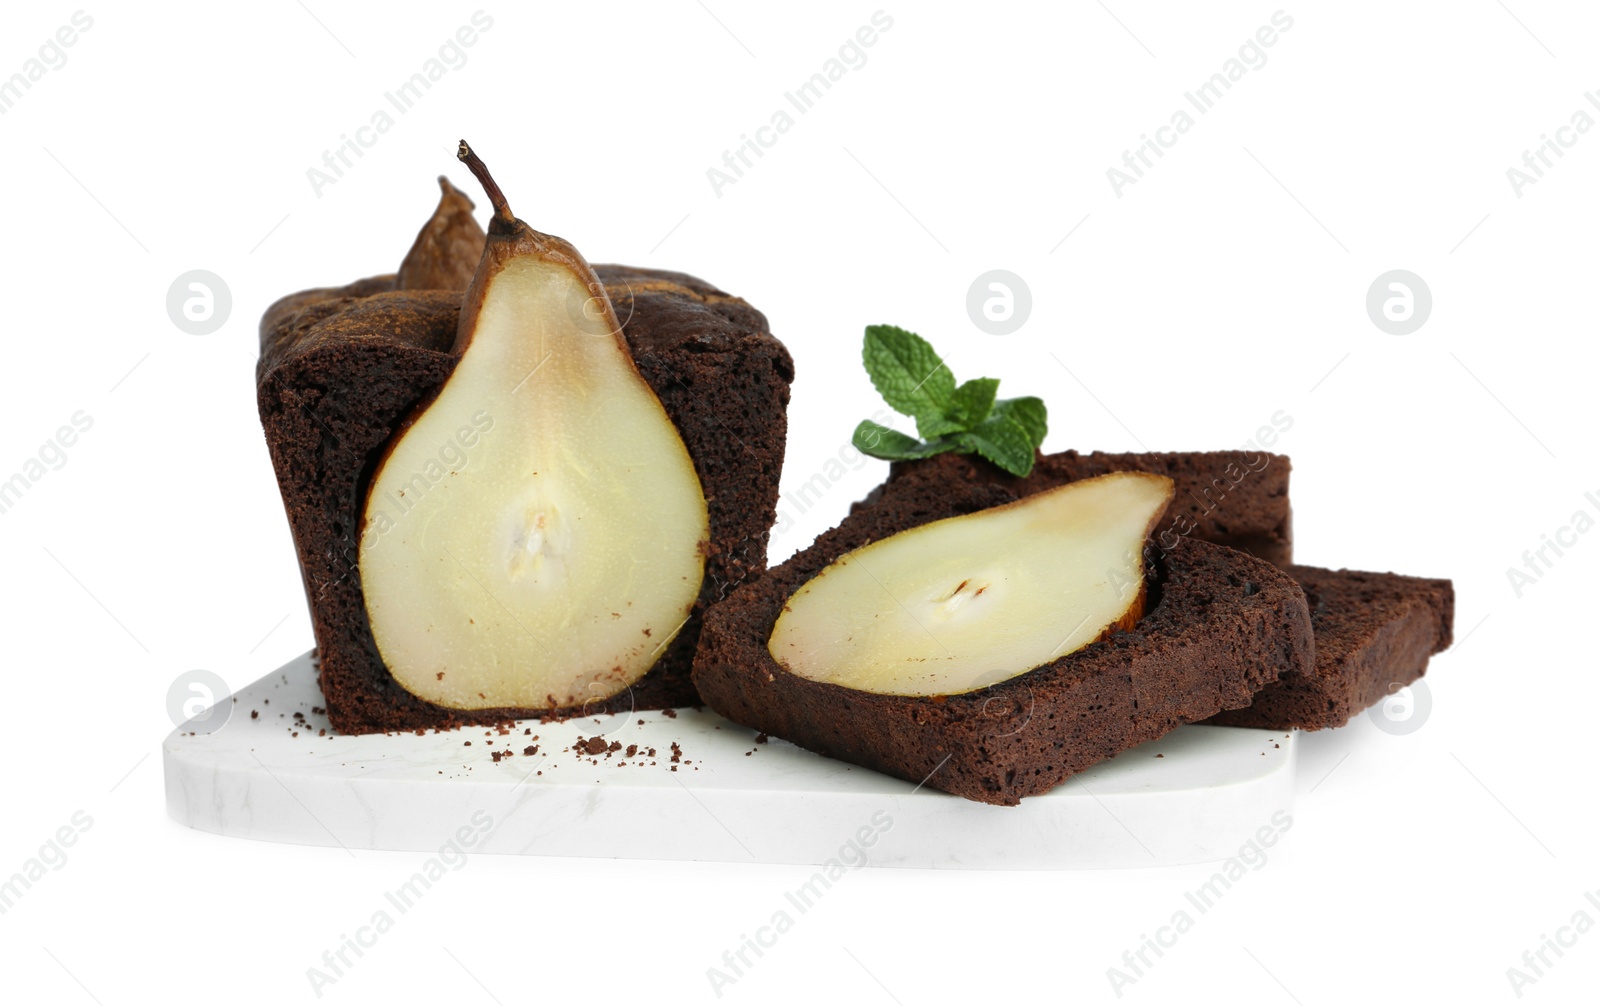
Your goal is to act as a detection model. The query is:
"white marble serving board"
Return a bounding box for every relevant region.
[163,651,1295,869]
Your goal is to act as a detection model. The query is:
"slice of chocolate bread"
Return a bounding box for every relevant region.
[883,450,1294,566]
[1208,566,1454,730]
[692,478,1313,805]
[258,266,793,735]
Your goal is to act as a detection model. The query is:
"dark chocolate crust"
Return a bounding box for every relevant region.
[883,450,1294,566]
[691,478,1314,805]
[257,266,792,734]
[1208,566,1454,730]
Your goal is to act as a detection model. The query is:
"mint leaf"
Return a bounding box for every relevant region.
[863,325,955,426]
[852,421,961,461]
[955,416,1037,476]
[992,396,1047,448]
[950,378,999,427]
[915,413,968,439]
[853,326,1049,473]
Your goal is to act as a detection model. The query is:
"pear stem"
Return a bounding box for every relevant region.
[456,140,516,232]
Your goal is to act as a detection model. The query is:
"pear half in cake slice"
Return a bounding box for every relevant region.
[768,471,1174,696]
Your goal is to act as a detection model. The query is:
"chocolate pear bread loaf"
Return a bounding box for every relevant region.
[1208,565,1454,730]
[882,449,1294,566]
[691,476,1314,805]
[258,264,792,735]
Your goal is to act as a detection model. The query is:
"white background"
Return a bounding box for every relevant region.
[1,1,1596,1002]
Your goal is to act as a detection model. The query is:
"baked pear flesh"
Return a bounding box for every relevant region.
[768,472,1174,696]
[359,142,709,710]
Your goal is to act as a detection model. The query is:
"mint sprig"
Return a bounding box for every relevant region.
[850,325,1047,477]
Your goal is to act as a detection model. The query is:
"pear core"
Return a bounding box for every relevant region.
[767,471,1174,697]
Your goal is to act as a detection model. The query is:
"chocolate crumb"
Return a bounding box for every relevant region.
[581,735,609,756]
[250,710,259,720]
[662,708,678,719]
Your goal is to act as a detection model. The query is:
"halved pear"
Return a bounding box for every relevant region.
[358,141,709,711]
[768,472,1174,696]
